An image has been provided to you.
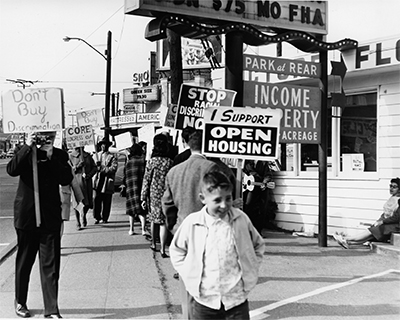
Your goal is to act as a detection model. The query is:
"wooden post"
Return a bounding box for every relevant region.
[225,31,244,200]
[318,48,328,247]
[32,145,41,227]
[167,29,183,105]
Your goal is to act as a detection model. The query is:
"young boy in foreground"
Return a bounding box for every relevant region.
[169,170,265,319]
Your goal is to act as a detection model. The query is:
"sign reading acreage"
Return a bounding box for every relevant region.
[176,84,236,130]
[125,0,327,35]
[244,54,321,78]
[202,107,281,161]
[1,88,64,133]
[243,81,321,143]
[65,125,94,149]
[76,108,104,128]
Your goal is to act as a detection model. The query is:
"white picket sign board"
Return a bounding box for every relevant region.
[1,88,64,133]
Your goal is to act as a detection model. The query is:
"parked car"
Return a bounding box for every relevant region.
[6,148,15,158]
[0,150,6,159]
[114,153,127,192]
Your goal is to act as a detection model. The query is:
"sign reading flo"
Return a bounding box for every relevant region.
[175,84,236,130]
[202,106,281,161]
[125,0,327,34]
[243,81,321,143]
[1,88,64,133]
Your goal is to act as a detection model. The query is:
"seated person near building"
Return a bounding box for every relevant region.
[334,177,400,248]
[242,159,276,233]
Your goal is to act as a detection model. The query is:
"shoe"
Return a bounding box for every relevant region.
[160,251,169,258]
[150,245,159,252]
[76,225,82,231]
[144,235,152,241]
[101,220,108,224]
[15,303,31,318]
[44,314,62,319]
[142,230,151,237]
[334,233,349,249]
[128,230,135,236]
[94,220,100,225]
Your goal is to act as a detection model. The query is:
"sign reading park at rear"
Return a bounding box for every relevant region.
[244,54,321,78]
[125,0,327,35]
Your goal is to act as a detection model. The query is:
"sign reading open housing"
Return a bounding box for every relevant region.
[202,106,281,161]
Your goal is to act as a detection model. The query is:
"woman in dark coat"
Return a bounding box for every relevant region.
[122,143,149,236]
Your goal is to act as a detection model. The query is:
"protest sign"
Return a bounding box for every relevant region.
[76,108,104,128]
[138,123,155,160]
[1,88,64,133]
[65,125,94,149]
[115,132,133,151]
[175,84,236,130]
[202,107,282,161]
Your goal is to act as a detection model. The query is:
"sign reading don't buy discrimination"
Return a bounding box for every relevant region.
[1,88,64,133]
[202,107,282,161]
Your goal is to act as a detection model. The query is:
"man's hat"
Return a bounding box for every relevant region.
[97,138,112,147]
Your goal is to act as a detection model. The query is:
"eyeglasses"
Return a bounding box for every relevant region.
[389,185,399,188]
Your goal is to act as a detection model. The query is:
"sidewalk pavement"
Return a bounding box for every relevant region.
[0,195,181,319]
[1,194,399,319]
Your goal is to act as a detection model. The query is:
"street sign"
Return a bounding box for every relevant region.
[243,81,321,143]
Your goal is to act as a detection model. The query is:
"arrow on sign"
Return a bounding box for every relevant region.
[330,56,347,79]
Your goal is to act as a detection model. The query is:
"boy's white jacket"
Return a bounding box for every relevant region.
[169,206,265,298]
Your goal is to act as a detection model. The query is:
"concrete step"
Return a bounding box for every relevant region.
[391,232,400,247]
[371,241,400,259]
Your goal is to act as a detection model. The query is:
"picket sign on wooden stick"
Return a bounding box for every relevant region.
[236,159,243,200]
[32,145,41,227]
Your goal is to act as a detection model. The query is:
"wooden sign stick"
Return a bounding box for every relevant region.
[32,144,41,227]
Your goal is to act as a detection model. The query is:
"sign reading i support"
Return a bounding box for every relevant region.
[202,107,282,161]
[175,84,237,130]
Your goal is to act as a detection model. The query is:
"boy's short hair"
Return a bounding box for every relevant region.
[187,130,203,151]
[182,126,196,144]
[202,169,233,193]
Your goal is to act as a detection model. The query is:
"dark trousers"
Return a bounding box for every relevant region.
[93,192,113,222]
[15,228,61,316]
[191,299,249,320]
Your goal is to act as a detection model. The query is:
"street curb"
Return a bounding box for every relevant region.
[0,240,17,265]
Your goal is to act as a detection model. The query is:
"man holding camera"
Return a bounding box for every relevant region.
[7,131,73,318]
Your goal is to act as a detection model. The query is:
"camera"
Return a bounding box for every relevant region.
[35,134,52,146]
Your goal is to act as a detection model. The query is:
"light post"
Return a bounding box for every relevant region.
[63,31,112,142]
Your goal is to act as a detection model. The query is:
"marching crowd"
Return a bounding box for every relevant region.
[6,128,400,319]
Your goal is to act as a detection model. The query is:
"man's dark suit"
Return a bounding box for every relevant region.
[7,144,73,316]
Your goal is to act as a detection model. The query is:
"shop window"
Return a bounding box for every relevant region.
[339,92,377,172]
[278,92,377,174]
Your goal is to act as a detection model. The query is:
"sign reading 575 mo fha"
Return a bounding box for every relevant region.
[175,84,236,130]
[202,107,281,161]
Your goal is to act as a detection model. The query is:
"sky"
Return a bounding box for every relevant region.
[0,0,399,120]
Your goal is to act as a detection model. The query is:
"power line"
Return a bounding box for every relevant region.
[37,5,124,81]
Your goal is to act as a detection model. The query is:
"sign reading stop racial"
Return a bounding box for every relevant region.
[65,125,94,149]
[202,107,282,161]
[175,84,237,130]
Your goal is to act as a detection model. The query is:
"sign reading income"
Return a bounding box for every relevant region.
[243,81,321,143]
[202,107,281,161]
[175,84,236,130]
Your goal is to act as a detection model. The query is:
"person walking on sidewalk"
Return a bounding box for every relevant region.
[7,131,73,318]
[121,143,150,237]
[93,139,118,224]
[69,146,97,230]
[170,170,265,320]
[141,134,173,257]
[162,129,218,319]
